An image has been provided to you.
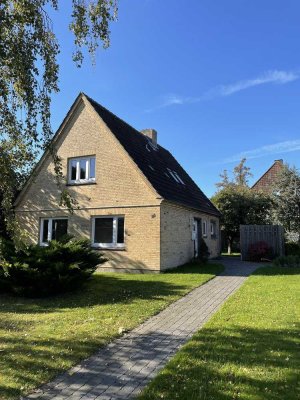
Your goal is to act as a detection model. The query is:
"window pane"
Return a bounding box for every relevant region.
[80,159,86,180]
[52,219,68,241]
[71,160,77,180]
[94,218,113,244]
[42,219,49,243]
[117,217,125,244]
[90,157,95,179]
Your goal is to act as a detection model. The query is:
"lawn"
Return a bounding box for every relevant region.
[0,263,223,400]
[139,266,300,400]
[221,252,241,257]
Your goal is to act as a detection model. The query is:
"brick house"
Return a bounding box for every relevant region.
[14,93,221,273]
[251,159,284,193]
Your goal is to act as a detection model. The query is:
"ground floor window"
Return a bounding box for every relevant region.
[202,220,207,237]
[40,218,68,245]
[210,220,217,238]
[92,216,125,249]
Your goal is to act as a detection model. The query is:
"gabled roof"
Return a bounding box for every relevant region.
[86,95,220,216]
[251,159,284,193]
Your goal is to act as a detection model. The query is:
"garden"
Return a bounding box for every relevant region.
[139,265,300,400]
[0,236,223,399]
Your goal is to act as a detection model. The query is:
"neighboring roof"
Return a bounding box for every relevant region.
[251,159,284,193]
[86,94,220,216]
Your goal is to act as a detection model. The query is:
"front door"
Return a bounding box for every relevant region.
[193,218,202,258]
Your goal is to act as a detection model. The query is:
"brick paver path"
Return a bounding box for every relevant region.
[24,258,259,400]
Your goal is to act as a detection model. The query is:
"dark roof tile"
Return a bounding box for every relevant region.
[87,95,220,217]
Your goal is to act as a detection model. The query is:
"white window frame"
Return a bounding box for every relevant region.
[91,216,125,249]
[39,217,68,246]
[202,220,207,237]
[68,156,96,184]
[211,220,216,236]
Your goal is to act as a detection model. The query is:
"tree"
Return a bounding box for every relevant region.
[212,159,272,254]
[216,158,253,189]
[0,143,30,238]
[272,164,300,243]
[212,186,272,254]
[233,158,253,186]
[0,1,118,238]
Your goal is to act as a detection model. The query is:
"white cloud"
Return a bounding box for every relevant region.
[205,70,299,98]
[146,69,299,112]
[145,94,196,112]
[224,140,300,163]
[162,94,188,106]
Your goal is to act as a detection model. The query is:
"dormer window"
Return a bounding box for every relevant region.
[68,156,96,184]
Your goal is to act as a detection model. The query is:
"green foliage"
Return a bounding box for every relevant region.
[273,255,300,268]
[0,1,118,239]
[0,263,223,399]
[272,164,300,243]
[285,242,300,256]
[0,237,104,297]
[216,158,253,190]
[139,267,300,400]
[198,238,210,263]
[211,185,272,253]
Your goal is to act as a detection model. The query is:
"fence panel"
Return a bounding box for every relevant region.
[240,225,285,261]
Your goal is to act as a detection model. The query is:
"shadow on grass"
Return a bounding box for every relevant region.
[2,323,299,400]
[0,276,187,314]
[0,334,104,399]
[0,263,223,399]
[0,263,222,315]
[140,324,300,400]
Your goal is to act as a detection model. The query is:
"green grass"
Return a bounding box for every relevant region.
[0,263,223,400]
[139,267,300,400]
[221,252,241,257]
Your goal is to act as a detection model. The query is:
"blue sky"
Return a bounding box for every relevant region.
[50,0,300,197]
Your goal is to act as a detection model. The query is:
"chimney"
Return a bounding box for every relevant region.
[141,129,157,145]
[275,159,283,164]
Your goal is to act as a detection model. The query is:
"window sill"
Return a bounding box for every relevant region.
[203,234,207,238]
[92,246,126,251]
[67,182,97,187]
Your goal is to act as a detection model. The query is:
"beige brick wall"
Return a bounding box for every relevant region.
[15,95,219,273]
[15,97,162,271]
[160,201,220,270]
[16,205,161,271]
[16,98,161,212]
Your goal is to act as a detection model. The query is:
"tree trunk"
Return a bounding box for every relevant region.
[227,238,233,255]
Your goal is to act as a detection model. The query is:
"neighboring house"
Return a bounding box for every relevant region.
[251,159,284,193]
[14,93,221,273]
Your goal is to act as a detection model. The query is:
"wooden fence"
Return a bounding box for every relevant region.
[240,225,285,261]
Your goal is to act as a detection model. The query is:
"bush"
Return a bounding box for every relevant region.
[0,237,104,297]
[273,255,300,268]
[196,238,210,263]
[248,241,273,262]
[285,242,300,256]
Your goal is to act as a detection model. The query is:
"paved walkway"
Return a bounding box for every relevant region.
[24,258,259,400]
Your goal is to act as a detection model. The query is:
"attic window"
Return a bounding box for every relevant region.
[167,168,185,184]
[68,156,95,184]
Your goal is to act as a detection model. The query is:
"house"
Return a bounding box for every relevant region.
[251,159,284,193]
[14,93,221,273]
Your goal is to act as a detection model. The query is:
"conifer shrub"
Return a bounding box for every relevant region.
[0,237,104,297]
